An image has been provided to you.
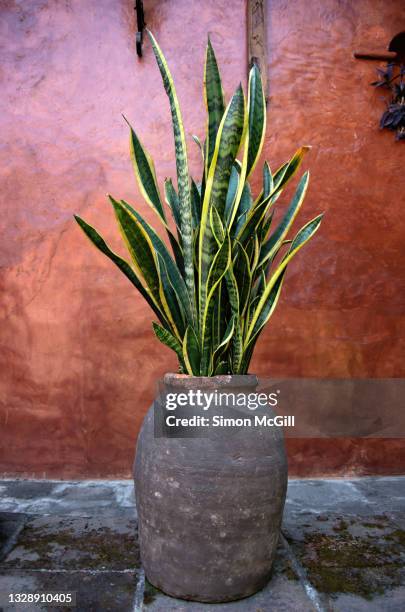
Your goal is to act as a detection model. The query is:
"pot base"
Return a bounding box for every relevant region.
[145,570,273,604]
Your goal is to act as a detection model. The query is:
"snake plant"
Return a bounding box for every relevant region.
[74,32,323,375]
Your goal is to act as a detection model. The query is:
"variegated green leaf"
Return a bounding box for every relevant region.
[201,233,231,374]
[74,215,167,327]
[233,242,252,316]
[223,262,242,371]
[121,200,193,326]
[249,269,286,341]
[164,178,182,233]
[156,252,186,338]
[183,326,201,375]
[260,210,274,242]
[246,213,323,345]
[233,183,253,237]
[224,164,240,225]
[214,360,229,375]
[192,134,205,164]
[148,30,195,313]
[210,205,225,245]
[246,64,266,178]
[272,146,310,195]
[235,184,271,243]
[240,271,286,373]
[212,314,235,362]
[199,85,245,327]
[109,196,161,303]
[211,288,223,351]
[259,171,310,267]
[152,322,185,365]
[263,162,273,198]
[191,178,201,229]
[126,119,166,224]
[204,37,225,172]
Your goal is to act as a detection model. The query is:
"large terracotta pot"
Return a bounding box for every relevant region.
[133,373,288,603]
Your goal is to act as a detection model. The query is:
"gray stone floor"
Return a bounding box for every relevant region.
[0,477,404,611]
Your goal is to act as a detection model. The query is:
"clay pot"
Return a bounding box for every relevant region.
[133,374,288,603]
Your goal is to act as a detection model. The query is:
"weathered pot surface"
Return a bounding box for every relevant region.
[133,373,288,603]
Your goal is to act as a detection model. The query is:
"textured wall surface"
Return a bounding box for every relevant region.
[0,0,404,478]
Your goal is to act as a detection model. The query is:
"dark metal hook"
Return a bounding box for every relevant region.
[135,1,145,58]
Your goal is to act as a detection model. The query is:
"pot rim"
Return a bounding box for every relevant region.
[163,372,258,389]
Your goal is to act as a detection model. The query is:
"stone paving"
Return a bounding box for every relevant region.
[0,477,404,611]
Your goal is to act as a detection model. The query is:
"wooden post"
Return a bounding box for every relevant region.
[353,50,398,62]
[247,0,269,101]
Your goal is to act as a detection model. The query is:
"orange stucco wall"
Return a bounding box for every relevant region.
[1,0,404,478]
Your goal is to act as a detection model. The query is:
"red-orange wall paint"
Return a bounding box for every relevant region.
[0,0,404,478]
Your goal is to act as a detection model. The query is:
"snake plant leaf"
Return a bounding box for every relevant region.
[243,236,256,267]
[247,294,260,328]
[235,186,272,244]
[204,37,225,172]
[252,234,260,273]
[233,183,253,237]
[256,269,267,299]
[126,120,166,225]
[192,134,205,165]
[212,283,228,352]
[206,233,232,298]
[263,162,273,199]
[192,229,199,270]
[225,71,259,233]
[199,84,245,326]
[183,326,201,375]
[212,314,235,361]
[253,160,273,208]
[201,233,232,374]
[164,179,187,273]
[121,200,193,326]
[211,290,222,350]
[259,170,310,267]
[203,84,245,217]
[148,30,195,312]
[232,321,243,372]
[210,205,225,245]
[164,178,182,234]
[260,210,274,243]
[272,146,310,195]
[287,213,323,253]
[192,133,204,152]
[246,213,323,345]
[191,178,201,229]
[224,266,243,371]
[240,271,286,373]
[246,64,266,178]
[152,322,184,363]
[226,140,250,234]
[126,123,183,265]
[214,360,229,375]
[241,270,286,374]
[273,162,288,188]
[224,164,240,225]
[250,269,285,340]
[233,242,252,315]
[156,251,186,338]
[167,231,185,278]
[109,196,162,303]
[225,266,240,317]
[74,215,168,327]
